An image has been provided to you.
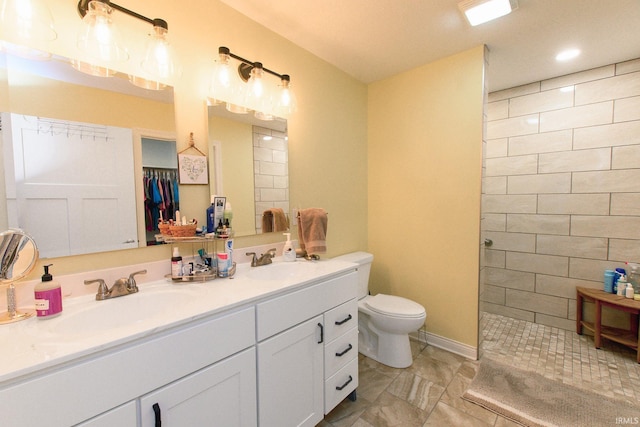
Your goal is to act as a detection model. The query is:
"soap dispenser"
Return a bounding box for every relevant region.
[34,264,62,318]
[282,233,296,262]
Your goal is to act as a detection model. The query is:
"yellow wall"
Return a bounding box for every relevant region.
[367,46,485,347]
[10,0,369,278]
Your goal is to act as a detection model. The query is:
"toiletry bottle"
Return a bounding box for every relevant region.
[223,202,233,229]
[617,275,627,296]
[171,247,183,277]
[206,195,216,233]
[282,233,296,262]
[34,264,63,318]
[626,283,635,298]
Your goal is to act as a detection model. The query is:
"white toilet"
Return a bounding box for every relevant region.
[334,252,426,368]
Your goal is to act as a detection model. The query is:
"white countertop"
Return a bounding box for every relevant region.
[0,257,357,385]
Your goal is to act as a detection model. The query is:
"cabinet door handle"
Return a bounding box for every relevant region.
[152,403,162,427]
[336,375,353,391]
[335,343,353,357]
[317,322,324,344]
[335,314,353,326]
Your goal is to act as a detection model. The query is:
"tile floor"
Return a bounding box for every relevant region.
[320,312,640,426]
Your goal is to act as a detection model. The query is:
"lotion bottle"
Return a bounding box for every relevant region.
[34,264,62,318]
[171,247,183,277]
[283,233,296,262]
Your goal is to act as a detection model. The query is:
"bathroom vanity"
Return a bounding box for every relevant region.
[0,257,358,427]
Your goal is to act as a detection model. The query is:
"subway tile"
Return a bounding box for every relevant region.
[482,176,507,194]
[480,284,505,304]
[611,193,640,216]
[483,231,536,252]
[506,252,569,276]
[569,258,626,282]
[482,195,537,214]
[482,213,506,232]
[534,313,574,331]
[575,72,640,105]
[486,154,538,176]
[489,82,540,102]
[571,215,640,239]
[536,274,602,298]
[481,302,535,322]
[608,239,640,263]
[507,173,571,194]
[487,114,539,139]
[538,148,611,173]
[506,289,568,317]
[273,175,288,188]
[258,161,287,176]
[509,87,574,116]
[541,65,614,91]
[616,58,640,75]
[572,170,640,193]
[612,145,640,169]
[508,130,572,156]
[614,96,640,122]
[538,194,610,215]
[536,235,608,259]
[485,138,508,158]
[260,188,287,201]
[574,121,640,149]
[487,100,509,121]
[539,101,613,132]
[485,267,535,291]
[253,147,274,162]
[484,248,506,267]
[507,214,569,235]
[254,174,274,188]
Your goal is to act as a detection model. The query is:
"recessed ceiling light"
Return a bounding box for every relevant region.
[458,0,518,26]
[555,49,581,62]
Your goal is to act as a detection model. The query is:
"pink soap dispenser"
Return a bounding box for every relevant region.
[34,264,63,318]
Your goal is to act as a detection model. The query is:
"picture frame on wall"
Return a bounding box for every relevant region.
[177,153,208,185]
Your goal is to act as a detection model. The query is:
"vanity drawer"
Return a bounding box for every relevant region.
[324,298,358,343]
[256,271,357,341]
[324,357,358,414]
[324,327,358,378]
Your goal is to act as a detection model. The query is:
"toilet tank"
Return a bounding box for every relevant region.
[333,252,374,299]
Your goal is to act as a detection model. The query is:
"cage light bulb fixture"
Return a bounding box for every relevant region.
[77,0,129,62]
[458,0,517,26]
[141,19,174,80]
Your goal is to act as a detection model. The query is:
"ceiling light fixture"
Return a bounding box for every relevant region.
[75,0,174,85]
[555,48,580,62]
[209,46,297,119]
[458,0,518,26]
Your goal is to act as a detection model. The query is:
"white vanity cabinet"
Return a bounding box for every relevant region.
[256,270,358,427]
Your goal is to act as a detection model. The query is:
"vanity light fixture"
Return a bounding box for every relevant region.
[75,0,174,84]
[458,0,518,26]
[0,0,57,59]
[209,46,297,119]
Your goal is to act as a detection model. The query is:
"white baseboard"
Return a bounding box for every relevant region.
[410,329,478,360]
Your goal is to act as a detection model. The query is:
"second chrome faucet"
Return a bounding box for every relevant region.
[246,248,277,267]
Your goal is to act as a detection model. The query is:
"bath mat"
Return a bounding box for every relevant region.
[462,358,640,426]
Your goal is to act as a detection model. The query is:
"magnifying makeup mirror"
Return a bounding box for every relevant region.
[0,229,39,324]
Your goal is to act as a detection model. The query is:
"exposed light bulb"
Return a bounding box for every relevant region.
[141,20,174,81]
[77,0,128,63]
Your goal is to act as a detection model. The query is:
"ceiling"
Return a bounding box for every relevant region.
[220,0,640,92]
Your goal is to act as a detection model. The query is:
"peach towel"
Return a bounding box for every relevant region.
[262,208,288,233]
[297,208,328,255]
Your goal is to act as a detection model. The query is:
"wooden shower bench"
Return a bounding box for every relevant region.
[576,286,640,363]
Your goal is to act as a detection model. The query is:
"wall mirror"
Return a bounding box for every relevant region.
[0,49,290,259]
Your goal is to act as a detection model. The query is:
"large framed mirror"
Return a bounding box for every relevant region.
[0,49,290,259]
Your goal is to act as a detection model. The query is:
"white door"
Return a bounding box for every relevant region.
[4,113,137,257]
[257,315,324,427]
[140,348,257,427]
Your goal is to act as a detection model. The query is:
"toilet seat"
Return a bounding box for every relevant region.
[365,294,425,318]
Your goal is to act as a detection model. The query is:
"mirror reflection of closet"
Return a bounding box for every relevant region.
[141,137,177,245]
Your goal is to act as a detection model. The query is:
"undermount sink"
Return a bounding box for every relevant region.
[246,261,317,281]
[46,287,200,337]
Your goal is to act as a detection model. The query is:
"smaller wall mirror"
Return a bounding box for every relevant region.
[0,228,39,324]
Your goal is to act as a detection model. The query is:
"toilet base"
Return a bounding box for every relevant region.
[358,320,414,368]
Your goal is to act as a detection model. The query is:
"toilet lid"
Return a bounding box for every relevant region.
[365,294,426,318]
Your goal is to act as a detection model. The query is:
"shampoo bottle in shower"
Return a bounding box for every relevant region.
[35,264,62,318]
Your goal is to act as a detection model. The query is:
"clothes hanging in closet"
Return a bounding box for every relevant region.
[143,169,179,231]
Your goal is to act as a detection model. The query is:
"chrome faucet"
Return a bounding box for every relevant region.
[246,248,277,267]
[84,269,147,301]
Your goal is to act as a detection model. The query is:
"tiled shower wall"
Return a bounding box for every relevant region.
[481,57,640,331]
[253,125,289,233]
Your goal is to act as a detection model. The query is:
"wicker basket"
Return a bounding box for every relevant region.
[169,223,197,237]
[158,222,172,236]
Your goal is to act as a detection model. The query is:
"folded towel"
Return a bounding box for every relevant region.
[262,208,288,233]
[297,208,328,255]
